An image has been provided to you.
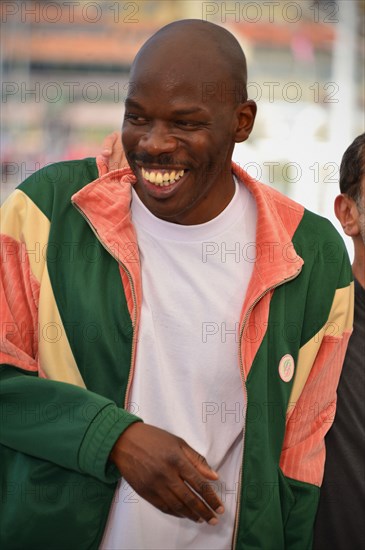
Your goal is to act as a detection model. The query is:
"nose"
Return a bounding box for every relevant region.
[140,122,178,156]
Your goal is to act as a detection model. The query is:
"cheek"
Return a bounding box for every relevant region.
[190,134,226,163]
[121,125,142,150]
[121,129,130,152]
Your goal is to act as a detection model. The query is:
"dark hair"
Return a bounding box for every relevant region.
[339,133,365,202]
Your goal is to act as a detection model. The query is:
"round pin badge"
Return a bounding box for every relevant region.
[278,354,295,382]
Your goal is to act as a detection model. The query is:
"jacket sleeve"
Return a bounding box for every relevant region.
[0,188,141,484]
[279,249,354,548]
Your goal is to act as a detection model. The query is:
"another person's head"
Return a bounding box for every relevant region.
[335,133,365,285]
[121,19,257,224]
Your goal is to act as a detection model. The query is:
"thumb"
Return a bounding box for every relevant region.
[181,443,219,480]
[102,131,119,156]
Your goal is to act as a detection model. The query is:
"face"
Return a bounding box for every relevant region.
[335,175,365,245]
[122,51,255,224]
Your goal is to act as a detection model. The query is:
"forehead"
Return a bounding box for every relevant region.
[127,39,233,105]
[127,68,204,107]
[126,74,242,118]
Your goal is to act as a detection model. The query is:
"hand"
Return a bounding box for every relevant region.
[101,130,129,171]
[110,423,224,525]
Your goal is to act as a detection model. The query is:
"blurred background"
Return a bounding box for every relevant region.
[1,0,364,255]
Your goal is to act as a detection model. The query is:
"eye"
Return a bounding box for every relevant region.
[175,120,203,129]
[124,113,148,124]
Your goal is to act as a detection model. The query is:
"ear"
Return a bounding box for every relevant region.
[334,194,360,237]
[234,100,257,143]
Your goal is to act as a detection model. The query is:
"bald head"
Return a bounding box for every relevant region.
[131,20,248,104]
[122,19,257,224]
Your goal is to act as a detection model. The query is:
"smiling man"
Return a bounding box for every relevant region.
[0,20,353,550]
[121,22,255,226]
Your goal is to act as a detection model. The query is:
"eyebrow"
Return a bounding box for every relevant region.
[124,99,143,109]
[125,99,207,116]
[171,107,207,115]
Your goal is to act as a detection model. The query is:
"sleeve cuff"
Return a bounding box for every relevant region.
[78,403,142,483]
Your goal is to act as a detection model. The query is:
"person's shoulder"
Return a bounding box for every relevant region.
[295,208,352,288]
[18,157,98,195]
[257,179,344,249]
[255,178,351,280]
[297,207,342,240]
[234,165,349,263]
[17,157,99,219]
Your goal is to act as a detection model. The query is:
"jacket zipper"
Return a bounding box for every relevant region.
[73,202,303,546]
[72,202,138,408]
[231,268,302,550]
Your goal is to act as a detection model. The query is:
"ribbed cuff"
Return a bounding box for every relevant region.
[78,403,142,483]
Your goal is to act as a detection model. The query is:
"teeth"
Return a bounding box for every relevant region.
[141,168,185,186]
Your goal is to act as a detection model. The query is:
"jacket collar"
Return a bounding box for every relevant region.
[231,164,304,315]
[72,162,304,298]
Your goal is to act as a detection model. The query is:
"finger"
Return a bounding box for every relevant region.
[179,444,224,515]
[161,487,205,523]
[159,481,219,525]
[142,484,203,523]
[181,444,219,480]
[181,471,224,519]
[108,133,127,170]
[181,481,222,525]
[102,130,119,156]
[178,457,224,512]
[141,466,221,524]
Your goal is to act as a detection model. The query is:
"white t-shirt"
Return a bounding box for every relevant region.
[101,177,257,550]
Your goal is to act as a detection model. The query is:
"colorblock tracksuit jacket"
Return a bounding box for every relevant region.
[0,158,353,549]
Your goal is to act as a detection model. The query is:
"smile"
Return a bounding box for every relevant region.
[141,167,186,187]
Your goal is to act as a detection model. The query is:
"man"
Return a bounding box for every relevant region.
[0,20,353,549]
[313,134,365,549]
